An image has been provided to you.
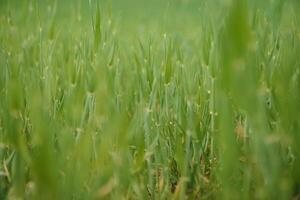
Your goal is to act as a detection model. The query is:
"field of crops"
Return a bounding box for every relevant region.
[0,0,300,199]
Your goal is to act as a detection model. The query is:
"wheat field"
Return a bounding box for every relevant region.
[0,0,300,199]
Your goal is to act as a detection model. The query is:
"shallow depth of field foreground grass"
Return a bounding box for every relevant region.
[0,0,300,199]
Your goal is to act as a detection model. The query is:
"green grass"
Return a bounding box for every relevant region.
[0,0,300,199]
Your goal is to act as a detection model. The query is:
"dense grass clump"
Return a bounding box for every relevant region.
[0,0,300,199]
